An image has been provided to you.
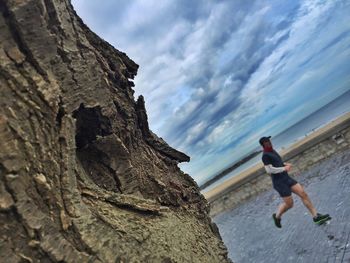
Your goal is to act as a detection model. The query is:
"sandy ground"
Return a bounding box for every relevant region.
[213,148,350,263]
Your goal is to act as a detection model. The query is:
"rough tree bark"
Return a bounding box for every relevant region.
[0,0,232,262]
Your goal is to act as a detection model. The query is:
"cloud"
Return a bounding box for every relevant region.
[72,0,350,183]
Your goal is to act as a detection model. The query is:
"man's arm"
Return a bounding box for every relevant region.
[264,164,286,174]
[262,155,292,174]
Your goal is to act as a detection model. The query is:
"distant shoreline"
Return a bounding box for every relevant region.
[201,105,350,192]
[203,110,350,202]
[199,150,261,190]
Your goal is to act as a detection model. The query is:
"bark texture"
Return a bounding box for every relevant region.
[0,0,231,262]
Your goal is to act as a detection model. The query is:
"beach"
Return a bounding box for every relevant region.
[203,111,350,210]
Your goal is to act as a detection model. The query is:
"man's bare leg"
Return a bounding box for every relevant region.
[276,196,294,218]
[291,183,317,217]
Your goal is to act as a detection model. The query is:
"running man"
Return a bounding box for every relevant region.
[259,136,330,228]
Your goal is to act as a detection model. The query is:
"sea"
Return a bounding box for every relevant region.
[201,89,350,193]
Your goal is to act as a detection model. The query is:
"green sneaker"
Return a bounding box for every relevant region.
[272,213,282,228]
[313,213,331,225]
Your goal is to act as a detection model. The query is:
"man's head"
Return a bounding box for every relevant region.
[259,136,272,148]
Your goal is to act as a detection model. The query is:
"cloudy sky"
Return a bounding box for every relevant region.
[72,0,350,185]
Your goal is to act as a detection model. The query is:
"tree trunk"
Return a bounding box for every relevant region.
[0,0,231,262]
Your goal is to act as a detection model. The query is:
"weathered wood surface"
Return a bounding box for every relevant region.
[0,1,230,262]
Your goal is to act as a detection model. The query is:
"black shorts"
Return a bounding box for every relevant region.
[272,176,298,197]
